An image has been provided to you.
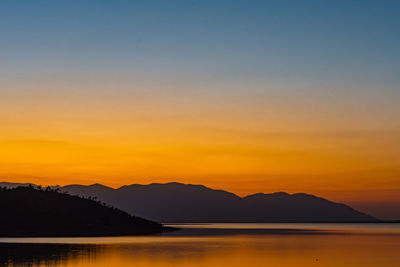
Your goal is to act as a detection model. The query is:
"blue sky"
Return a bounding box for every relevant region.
[1,0,399,86]
[0,1,400,219]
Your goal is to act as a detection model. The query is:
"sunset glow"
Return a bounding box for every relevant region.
[1,0,399,219]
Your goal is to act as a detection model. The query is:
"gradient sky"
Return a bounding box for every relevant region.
[1,0,399,219]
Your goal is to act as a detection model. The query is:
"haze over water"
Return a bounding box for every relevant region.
[2,223,400,267]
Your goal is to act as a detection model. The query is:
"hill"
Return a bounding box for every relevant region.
[58,182,377,222]
[0,186,168,237]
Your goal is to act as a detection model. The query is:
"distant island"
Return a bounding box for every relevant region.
[0,186,171,237]
[1,182,377,223]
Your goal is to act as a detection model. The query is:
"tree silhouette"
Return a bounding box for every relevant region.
[0,186,172,237]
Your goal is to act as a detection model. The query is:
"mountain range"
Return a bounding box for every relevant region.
[0,182,377,222]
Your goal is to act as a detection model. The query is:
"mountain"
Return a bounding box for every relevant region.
[0,182,35,188]
[0,182,377,222]
[0,186,169,237]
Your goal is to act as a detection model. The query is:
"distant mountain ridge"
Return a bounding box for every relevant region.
[0,182,377,222]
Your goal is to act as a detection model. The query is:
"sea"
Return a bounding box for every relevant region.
[1,223,400,267]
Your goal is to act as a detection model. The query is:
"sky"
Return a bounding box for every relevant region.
[0,0,399,219]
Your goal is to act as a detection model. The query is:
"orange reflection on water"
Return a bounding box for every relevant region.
[2,224,400,267]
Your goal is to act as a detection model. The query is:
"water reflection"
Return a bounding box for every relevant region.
[1,224,400,267]
[0,243,98,267]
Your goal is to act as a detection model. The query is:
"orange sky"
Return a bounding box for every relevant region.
[1,0,400,220]
[1,78,400,210]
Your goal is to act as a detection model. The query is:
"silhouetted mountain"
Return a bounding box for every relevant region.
[57,182,377,222]
[0,186,169,237]
[1,182,377,222]
[0,182,35,188]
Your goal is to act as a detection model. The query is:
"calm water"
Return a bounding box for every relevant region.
[1,223,400,267]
